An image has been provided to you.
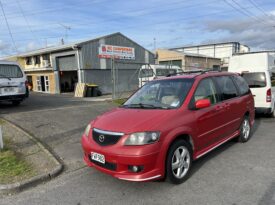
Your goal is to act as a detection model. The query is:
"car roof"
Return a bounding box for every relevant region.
[161,71,237,81]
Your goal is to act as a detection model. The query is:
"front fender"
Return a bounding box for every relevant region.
[157,126,197,177]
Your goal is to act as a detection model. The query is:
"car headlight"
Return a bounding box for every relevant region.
[124,132,160,146]
[84,124,91,138]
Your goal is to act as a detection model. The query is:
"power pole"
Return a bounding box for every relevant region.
[0,126,3,150]
[111,57,116,100]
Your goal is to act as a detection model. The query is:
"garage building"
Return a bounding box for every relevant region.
[7,33,154,94]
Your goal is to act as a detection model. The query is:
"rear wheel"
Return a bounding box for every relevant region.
[237,116,251,143]
[166,140,192,184]
[267,108,275,118]
[12,100,21,106]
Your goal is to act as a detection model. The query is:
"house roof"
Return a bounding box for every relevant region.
[170,42,249,50]
[5,32,154,58]
[233,50,275,55]
[157,49,220,60]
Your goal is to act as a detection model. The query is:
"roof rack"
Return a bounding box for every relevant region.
[166,69,221,77]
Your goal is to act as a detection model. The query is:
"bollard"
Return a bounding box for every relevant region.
[0,125,3,150]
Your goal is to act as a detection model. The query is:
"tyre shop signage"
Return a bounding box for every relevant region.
[98,45,135,60]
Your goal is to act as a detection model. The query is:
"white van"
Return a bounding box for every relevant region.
[138,64,182,87]
[0,61,28,105]
[228,52,275,117]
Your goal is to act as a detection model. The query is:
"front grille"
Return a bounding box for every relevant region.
[92,128,123,146]
[89,155,117,171]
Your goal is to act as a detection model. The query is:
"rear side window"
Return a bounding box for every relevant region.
[232,75,250,96]
[271,72,275,87]
[139,69,153,78]
[241,72,266,88]
[215,76,238,101]
[0,64,23,78]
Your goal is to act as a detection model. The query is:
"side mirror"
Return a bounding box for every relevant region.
[195,99,211,109]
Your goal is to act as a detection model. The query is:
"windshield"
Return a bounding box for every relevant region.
[241,72,266,88]
[0,64,23,79]
[123,78,194,109]
[156,69,178,76]
[139,69,154,78]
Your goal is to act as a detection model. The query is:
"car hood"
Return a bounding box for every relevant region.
[93,108,176,134]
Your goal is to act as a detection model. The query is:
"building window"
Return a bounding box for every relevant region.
[42,54,50,61]
[34,56,41,65]
[159,60,182,68]
[26,57,32,65]
[36,76,42,91]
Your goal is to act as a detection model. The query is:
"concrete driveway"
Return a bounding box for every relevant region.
[1,93,275,205]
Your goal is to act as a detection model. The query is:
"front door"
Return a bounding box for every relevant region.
[192,78,226,151]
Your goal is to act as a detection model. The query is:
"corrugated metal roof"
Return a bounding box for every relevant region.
[17,32,121,57]
[4,32,154,58]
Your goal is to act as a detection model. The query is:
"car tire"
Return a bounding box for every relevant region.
[12,100,21,106]
[238,116,251,143]
[166,140,192,184]
[267,108,275,118]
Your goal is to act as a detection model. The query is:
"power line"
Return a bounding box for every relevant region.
[0,0,273,39]
[226,0,270,25]
[15,0,40,44]
[0,2,274,43]
[247,0,275,20]
[0,0,17,52]
[0,0,200,33]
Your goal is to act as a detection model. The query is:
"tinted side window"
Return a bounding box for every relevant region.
[232,75,250,96]
[215,76,238,101]
[271,72,275,87]
[193,78,218,105]
[241,72,266,88]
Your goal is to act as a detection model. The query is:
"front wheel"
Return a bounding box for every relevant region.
[237,116,251,143]
[12,100,21,106]
[166,140,192,184]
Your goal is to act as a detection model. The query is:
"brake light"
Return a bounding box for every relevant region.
[266,88,271,102]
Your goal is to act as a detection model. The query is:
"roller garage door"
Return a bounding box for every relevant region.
[57,55,77,71]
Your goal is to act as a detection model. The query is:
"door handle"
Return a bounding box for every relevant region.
[224,103,230,108]
[214,105,224,112]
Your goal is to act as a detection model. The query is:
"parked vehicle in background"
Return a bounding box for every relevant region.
[0,61,28,105]
[138,64,182,87]
[229,52,275,117]
[82,71,255,184]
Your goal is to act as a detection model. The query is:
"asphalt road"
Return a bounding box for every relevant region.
[0,93,275,205]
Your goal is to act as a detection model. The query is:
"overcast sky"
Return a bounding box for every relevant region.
[0,0,274,57]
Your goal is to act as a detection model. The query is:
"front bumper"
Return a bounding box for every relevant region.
[0,93,27,102]
[81,135,163,182]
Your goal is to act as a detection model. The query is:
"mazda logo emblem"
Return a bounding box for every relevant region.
[99,135,105,143]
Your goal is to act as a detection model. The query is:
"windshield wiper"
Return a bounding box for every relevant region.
[122,103,169,109]
[0,74,11,80]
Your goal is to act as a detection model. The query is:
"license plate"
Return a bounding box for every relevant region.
[91,152,105,164]
[3,87,15,93]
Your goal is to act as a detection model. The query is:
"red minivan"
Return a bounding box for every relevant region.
[81,71,255,184]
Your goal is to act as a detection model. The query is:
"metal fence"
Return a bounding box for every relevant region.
[111,59,148,100]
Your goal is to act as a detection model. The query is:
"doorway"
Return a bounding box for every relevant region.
[59,71,78,92]
[36,76,49,92]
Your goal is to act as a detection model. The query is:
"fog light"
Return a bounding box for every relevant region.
[128,165,143,173]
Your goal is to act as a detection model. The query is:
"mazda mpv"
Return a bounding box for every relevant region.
[81,71,255,184]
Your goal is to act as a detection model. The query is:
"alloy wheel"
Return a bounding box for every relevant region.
[242,119,250,140]
[171,146,191,179]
